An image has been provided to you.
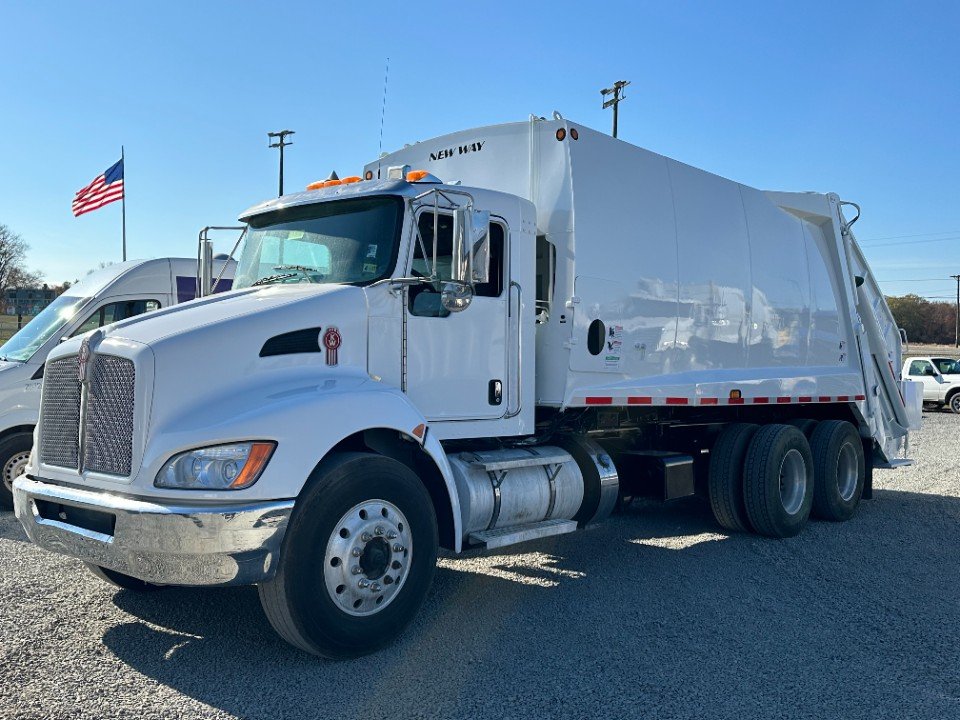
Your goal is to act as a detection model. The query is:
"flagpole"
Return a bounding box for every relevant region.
[121,146,127,261]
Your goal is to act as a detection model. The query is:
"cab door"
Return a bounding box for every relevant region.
[403,210,509,421]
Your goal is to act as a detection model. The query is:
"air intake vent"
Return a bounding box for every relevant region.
[260,327,323,357]
[83,355,136,476]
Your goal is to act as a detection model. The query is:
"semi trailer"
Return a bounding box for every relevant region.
[0,256,235,509]
[14,116,922,658]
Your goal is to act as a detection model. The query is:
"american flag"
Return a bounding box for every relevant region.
[72,158,124,217]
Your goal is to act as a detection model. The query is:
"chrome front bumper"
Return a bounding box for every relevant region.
[13,476,294,586]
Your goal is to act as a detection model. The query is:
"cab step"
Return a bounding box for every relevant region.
[469,519,577,549]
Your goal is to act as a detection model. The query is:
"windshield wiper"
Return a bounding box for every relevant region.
[252,272,299,286]
[253,265,323,287]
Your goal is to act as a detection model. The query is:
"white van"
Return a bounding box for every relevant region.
[0,257,234,507]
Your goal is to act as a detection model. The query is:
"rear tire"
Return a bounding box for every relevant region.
[85,563,164,591]
[0,431,33,510]
[810,420,864,522]
[708,423,758,532]
[786,418,818,438]
[258,452,438,658]
[743,425,814,538]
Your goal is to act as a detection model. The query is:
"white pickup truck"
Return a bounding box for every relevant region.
[902,356,960,413]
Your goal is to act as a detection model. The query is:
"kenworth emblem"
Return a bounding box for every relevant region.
[323,327,342,366]
[77,337,92,385]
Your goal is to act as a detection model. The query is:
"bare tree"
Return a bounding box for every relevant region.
[0,224,40,291]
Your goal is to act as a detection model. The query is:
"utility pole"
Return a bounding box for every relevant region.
[601,80,631,138]
[952,274,960,347]
[268,130,295,196]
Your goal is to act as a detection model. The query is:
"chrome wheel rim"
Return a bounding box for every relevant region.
[2,450,31,493]
[778,448,807,516]
[323,499,412,617]
[836,441,859,501]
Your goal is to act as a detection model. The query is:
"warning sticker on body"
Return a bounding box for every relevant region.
[604,324,623,370]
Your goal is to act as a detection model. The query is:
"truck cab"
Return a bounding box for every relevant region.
[0,257,234,507]
[903,356,960,413]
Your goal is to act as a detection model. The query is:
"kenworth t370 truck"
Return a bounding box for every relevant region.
[14,116,923,658]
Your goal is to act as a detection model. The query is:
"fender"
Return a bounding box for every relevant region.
[137,374,464,550]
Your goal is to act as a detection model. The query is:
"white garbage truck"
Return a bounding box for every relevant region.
[0,256,235,508]
[14,116,922,658]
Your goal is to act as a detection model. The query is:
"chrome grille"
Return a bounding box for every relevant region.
[83,355,135,476]
[38,358,81,469]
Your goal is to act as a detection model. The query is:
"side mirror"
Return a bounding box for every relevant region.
[452,208,491,285]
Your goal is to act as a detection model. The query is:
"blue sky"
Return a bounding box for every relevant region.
[1,1,958,299]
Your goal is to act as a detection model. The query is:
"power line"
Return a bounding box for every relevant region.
[860,229,960,242]
[877,278,949,283]
[860,235,960,249]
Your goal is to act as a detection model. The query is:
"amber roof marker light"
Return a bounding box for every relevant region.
[570,127,579,140]
[556,128,567,141]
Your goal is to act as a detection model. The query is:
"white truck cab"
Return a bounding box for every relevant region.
[14,117,921,658]
[0,257,234,507]
[902,356,960,413]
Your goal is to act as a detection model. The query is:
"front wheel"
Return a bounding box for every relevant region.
[0,431,33,510]
[949,393,960,415]
[258,452,438,658]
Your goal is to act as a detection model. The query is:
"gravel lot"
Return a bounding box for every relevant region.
[2,413,958,720]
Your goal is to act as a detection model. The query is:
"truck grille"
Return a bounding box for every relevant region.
[38,353,136,476]
[38,358,81,469]
[83,355,136,476]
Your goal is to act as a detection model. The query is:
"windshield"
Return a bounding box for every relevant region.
[235,196,404,288]
[932,358,960,374]
[0,295,90,362]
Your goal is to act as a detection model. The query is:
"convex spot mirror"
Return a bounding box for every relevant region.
[441,281,474,313]
[452,208,490,285]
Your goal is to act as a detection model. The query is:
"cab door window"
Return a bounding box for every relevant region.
[72,299,161,336]
[409,212,505,317]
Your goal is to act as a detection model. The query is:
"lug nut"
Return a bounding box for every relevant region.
[352,566,362,575]
[358,579,370,588]
[393,544,405,553]
[361,532,372,542]
[374,526,384,536]
[387,531,398,539]
[371,583,381,593]
[351,547,361,557]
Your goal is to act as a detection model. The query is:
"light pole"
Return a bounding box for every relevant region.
[951,274,960,347]
[601,80,631,138]
[268,130,295,197]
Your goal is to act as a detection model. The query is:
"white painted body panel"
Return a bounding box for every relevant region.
[0,258,235,439]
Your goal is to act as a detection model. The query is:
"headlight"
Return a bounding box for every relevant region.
[155,442,276,490]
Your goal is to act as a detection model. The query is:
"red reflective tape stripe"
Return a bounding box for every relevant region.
[700,397,719,405]
[777,396,791,404]
[799,396,812,403]
[628,396,652,405]
[752,397,769,404]
[728,398,745,405]
[855,394,866,401]
[836,395,850,402]
[585,397,613,405]
[666,397,688,405]
[819,396,831,403]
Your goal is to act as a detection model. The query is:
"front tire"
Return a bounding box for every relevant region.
[0,431,33,510]
[949,392,960,415]
[258,452,438,658]
[743,425,814,538]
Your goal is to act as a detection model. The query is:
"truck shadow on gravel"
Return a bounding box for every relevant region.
[97,487,960,720]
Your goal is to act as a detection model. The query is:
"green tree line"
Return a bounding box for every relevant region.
[886,294,957,345]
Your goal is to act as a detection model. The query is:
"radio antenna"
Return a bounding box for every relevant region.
[377,57,390,178]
